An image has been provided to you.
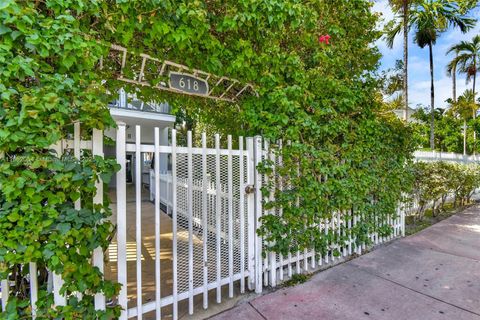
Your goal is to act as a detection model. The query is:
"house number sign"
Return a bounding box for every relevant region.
[169,72,209,96]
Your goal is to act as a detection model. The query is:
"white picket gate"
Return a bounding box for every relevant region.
[114,124,259,319]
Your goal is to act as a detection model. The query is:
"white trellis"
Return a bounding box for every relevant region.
[102,44,257,103]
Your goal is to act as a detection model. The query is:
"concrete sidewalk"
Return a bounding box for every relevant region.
[210,206,480,320]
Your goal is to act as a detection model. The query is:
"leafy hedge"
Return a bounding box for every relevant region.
[409,161,480,219]
[0,1,120,318]
[1,0,417,318]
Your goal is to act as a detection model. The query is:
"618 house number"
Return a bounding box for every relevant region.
[169,72,209,95]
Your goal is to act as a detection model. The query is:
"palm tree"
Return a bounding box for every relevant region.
[447,49,459,102]
[448,90,478,155]
[409,0,475,150]
[447,35,480,153]
[386,0,413,121]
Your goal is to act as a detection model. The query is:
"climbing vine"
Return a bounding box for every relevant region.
[1,0,416,317]
[100,0,415,263]
[0,1,120,318]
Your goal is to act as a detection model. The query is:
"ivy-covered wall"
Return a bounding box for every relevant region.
[1,0,416,317]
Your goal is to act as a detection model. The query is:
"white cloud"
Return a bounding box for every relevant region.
[372,0,395,27]
[409,74,473,109]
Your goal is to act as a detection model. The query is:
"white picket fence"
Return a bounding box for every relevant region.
[0,123,106,317]
[114,125,405,319]
[1,124,406,320]
[414,150,480,163]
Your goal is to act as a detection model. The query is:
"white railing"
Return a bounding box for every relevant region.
[414,150,480,163]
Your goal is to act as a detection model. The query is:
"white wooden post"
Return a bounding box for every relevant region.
[285,142,293,277]
[215,134,222,303]
[171,129,178,319]
[73,122,83,303]
[0,151,7,312]
[318,219,324,266]
[355,214,361,255]
[187,131,194,314]
[246,138,256,291]
[154,127,162,320]
[227,135,234,297]
[394,207,398,238]
[324,216,329,264]
[277,141,284,281]
[263,140,269,287]
[267,142,277,287]
[347,211,352,256]
[1,279,7,311]
[73,122,81,164]
[92,128,106,310]
[52,274,66,307]
[361,210,366,252]
[29,262,38,319]
[159,128,169,174]
[201,133,209,308]
[239,136,246,293]
[135,125,143,319]
[116,122,128,320]
[330,214,335,263]
[253,136,263,293]
[51,135,67,307]
[340,212,346,257]
[296,163,301,274]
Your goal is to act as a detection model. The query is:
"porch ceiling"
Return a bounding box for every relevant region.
[106,110,174,144]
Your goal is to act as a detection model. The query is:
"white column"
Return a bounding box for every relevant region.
[159,127,169,173]
[119,88,127,108]
[92,129,106,310]
[116,122,128,320]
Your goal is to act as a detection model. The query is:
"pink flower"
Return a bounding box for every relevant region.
[318,34,331,45]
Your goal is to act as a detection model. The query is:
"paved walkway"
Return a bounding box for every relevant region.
[211,206,480,320]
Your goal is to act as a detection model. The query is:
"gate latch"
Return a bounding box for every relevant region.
[245,185,255,194]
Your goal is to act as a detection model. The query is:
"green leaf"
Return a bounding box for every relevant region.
[57,223,71,234]
[0,24,11,35]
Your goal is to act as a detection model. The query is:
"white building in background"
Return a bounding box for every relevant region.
[392,107,419,123]
[105,89,176,188]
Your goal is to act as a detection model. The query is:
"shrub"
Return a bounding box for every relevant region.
[409,161,480,220]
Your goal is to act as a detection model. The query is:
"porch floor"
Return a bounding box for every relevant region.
[105,185,246,319]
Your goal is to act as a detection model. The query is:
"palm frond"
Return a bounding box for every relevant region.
[384,20,403,49]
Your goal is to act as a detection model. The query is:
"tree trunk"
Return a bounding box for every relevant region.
[464,119,467,155]
[453,62,457,102]
[403,0,409,121]
[429,43,435,150]
[473,64,476,155]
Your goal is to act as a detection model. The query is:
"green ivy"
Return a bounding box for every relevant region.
[1,0,417,317]
[1,0,119,318]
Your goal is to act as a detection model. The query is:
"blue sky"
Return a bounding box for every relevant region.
[372,0,480,109]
